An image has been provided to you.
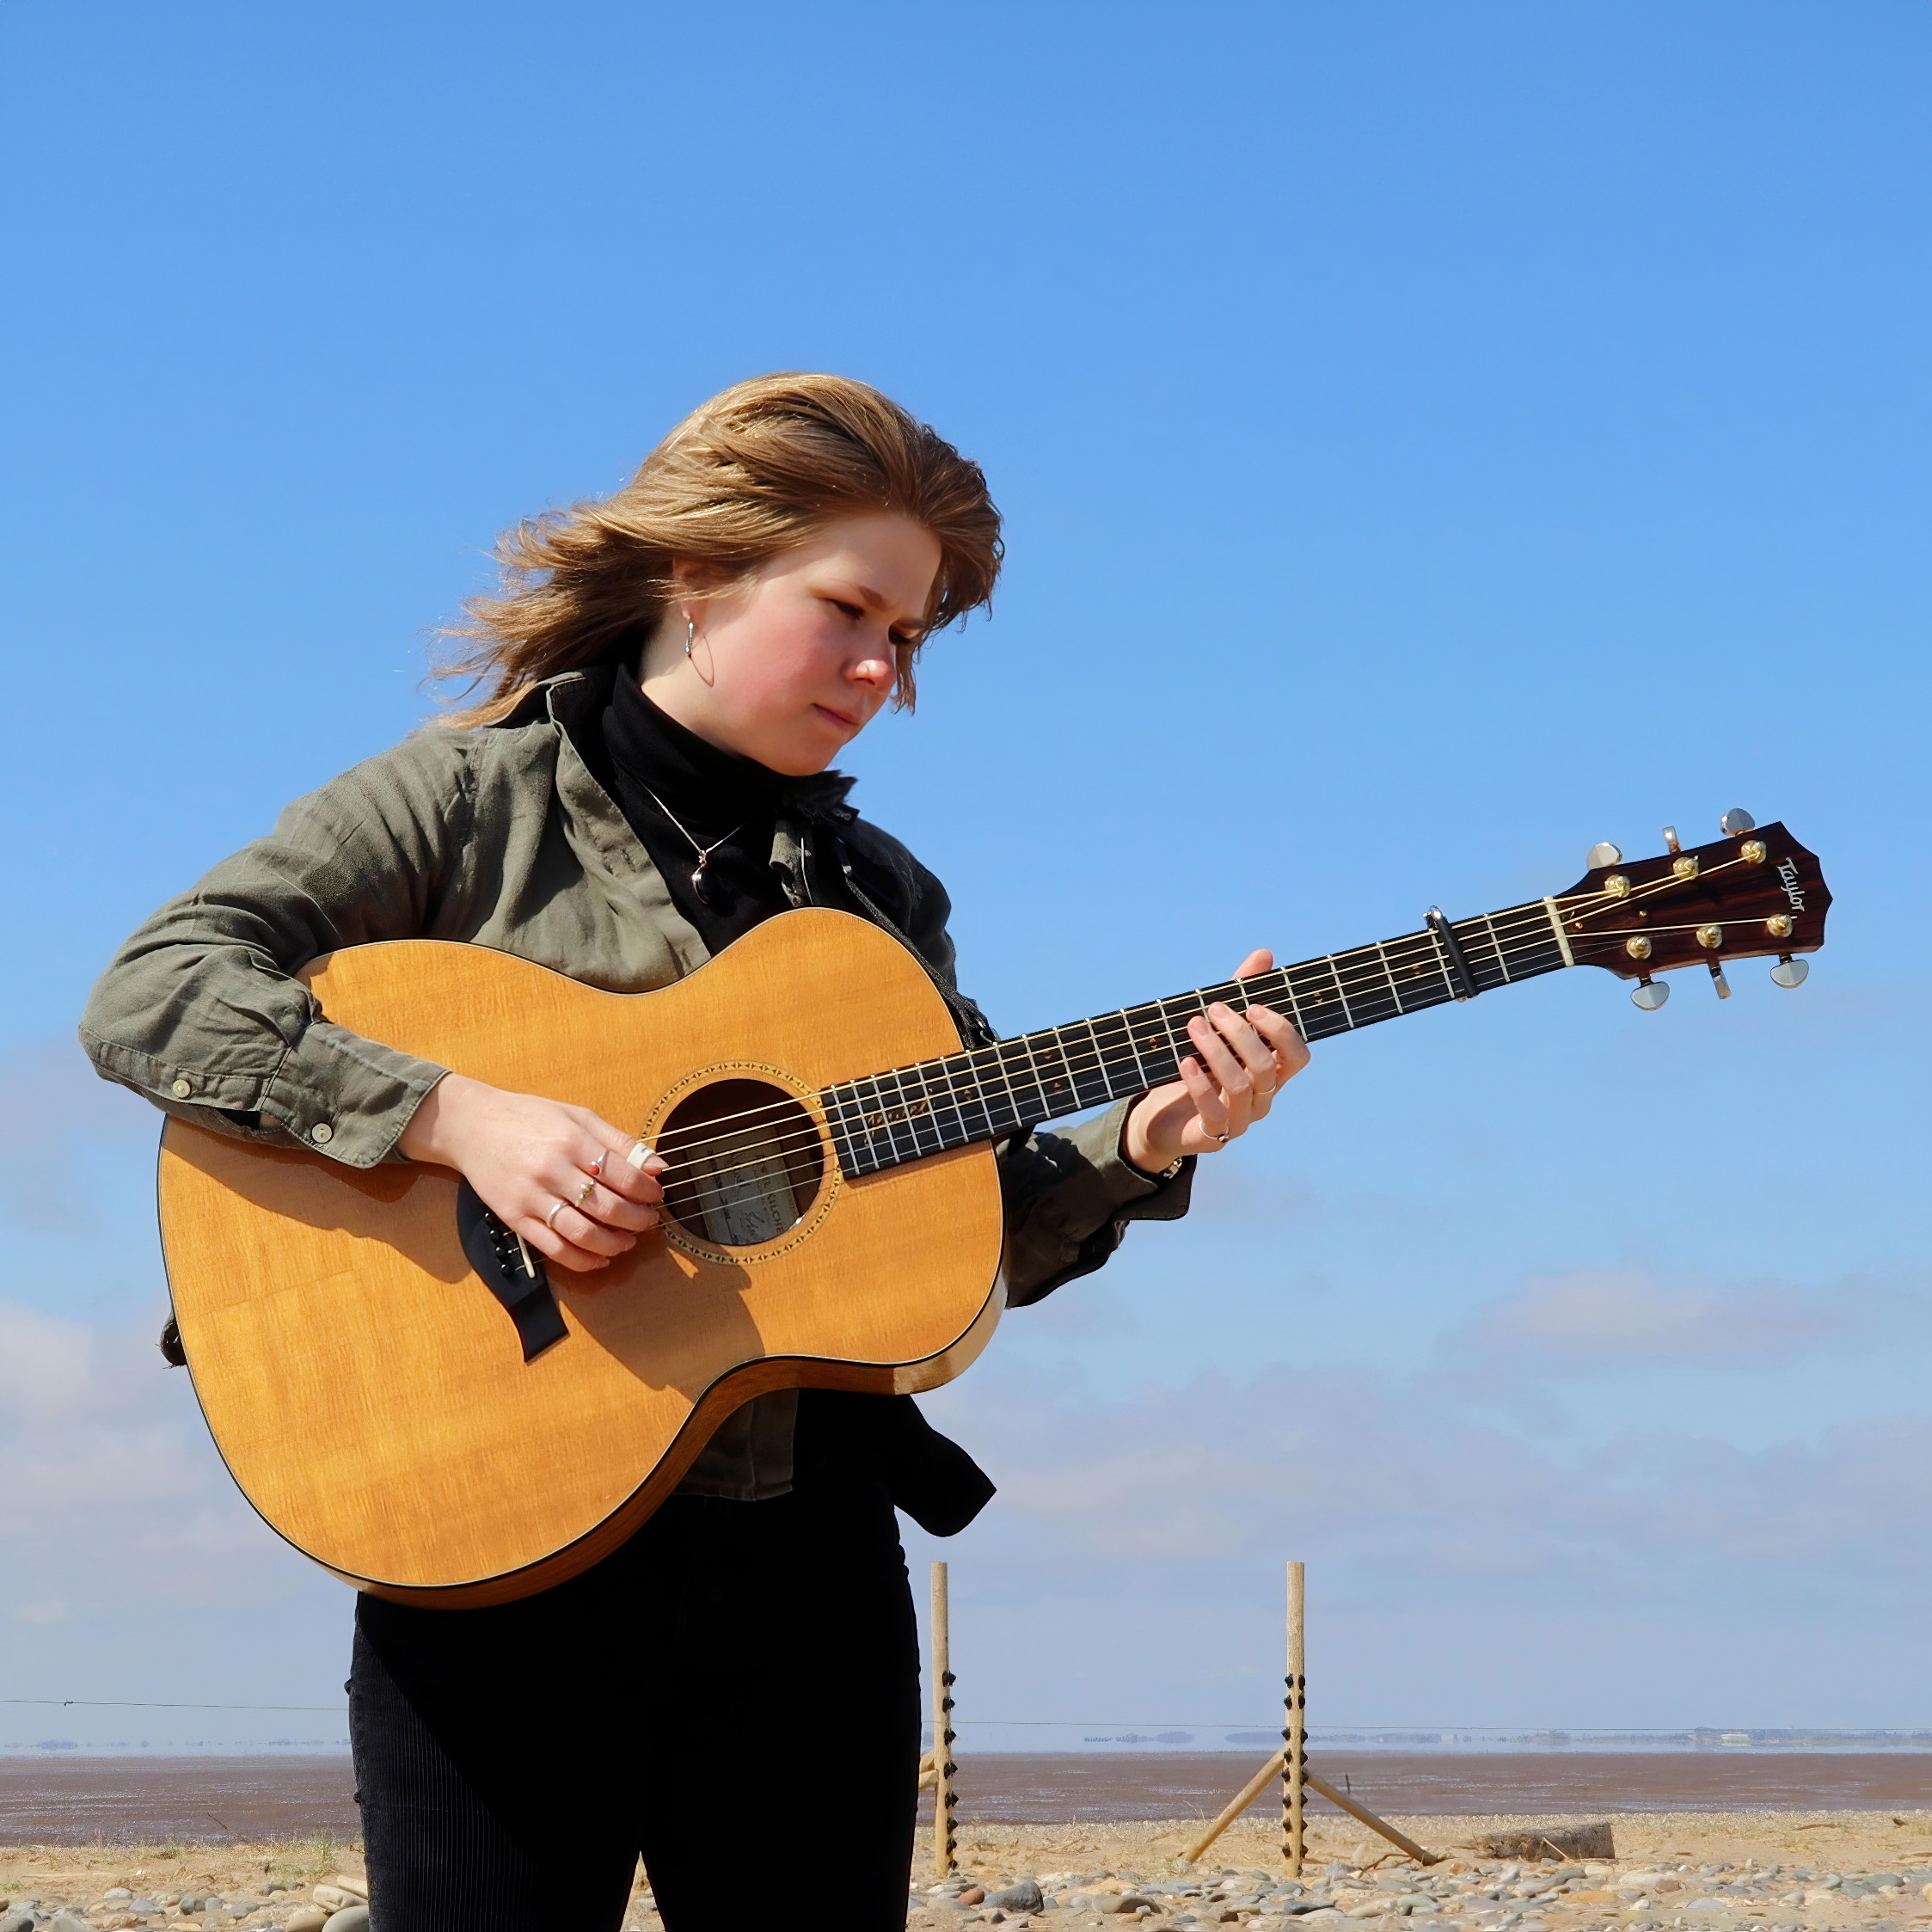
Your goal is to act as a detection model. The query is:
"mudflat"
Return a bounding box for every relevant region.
[4,1752,1932,1847]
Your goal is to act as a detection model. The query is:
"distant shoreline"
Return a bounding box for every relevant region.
[7,1752,1932,1847]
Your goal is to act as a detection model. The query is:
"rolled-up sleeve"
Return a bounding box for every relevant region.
[78,738,472,1169]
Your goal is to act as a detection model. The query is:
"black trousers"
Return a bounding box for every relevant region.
[349,1469,921,1932]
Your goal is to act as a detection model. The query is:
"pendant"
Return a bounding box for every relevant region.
[690,862,718,910]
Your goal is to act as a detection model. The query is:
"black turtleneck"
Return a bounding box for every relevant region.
[598,669,800,953]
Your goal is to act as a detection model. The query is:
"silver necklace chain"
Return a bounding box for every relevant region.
[635,781,745,909]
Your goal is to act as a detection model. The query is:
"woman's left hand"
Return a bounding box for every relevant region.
[1123,948,1309,1173]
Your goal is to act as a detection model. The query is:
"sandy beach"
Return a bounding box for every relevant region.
[3,1808,1931,1931]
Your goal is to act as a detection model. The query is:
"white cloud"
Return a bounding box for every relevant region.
[1443,1266,1915,1365]
[933,1355,1932,1588]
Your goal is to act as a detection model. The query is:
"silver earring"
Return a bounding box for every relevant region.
[684,619,695,659]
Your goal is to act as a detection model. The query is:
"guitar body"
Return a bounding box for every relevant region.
[157,909,1007,1608]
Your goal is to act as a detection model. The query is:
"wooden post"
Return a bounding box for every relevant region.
[1284,1560,1306,1877]
[930,1561,957,1877]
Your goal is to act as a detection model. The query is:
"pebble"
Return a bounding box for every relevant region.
[285,1909,330,1932]
[990,1880,1047,1911]
[322,1909,371,1932]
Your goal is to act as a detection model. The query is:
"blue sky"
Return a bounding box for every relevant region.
[3,2,1929,1750]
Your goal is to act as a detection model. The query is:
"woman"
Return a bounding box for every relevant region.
[82,374,1307,1931]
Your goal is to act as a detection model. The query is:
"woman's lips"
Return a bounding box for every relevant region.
[813,702,859,728]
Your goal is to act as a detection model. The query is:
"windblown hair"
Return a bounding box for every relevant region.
[434,373,1003,726]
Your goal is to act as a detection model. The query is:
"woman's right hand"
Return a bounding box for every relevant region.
[397,1071,665,1273]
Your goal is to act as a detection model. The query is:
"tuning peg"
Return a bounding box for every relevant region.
[1720,808,1756,835]
[1586,842,1622,868]
[1708,960,1732,999]
[1662,825,1682,854]
[1630,976,1669,1010]
[1770,955,1809,989]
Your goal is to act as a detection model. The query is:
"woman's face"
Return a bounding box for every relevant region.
[642,511,942,776]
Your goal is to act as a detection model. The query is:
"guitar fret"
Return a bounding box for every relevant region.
[1377,942,1406,1013]
[1071,1016,1114,1109]
[1326,956,1357,1028]
[1014,1029,1055,1120]
[1481,912,1513,983]
[821,892,1579,1177]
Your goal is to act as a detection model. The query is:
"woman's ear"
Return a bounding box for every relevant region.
[668,555,730,599]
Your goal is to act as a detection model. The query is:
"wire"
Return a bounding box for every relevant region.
[2,1698,346,1714]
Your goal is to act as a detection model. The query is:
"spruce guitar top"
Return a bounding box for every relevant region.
[156,812,1830,1606]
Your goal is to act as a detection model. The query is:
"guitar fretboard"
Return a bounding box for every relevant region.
[824,899,1573,1178]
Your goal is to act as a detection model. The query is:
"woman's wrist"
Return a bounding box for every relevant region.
[397,1070,466,1165]
[1121,1095,1183,1181]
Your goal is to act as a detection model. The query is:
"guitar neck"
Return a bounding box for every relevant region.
[826,897,1573,1177]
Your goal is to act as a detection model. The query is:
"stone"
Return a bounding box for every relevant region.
[322,1911,370,1932]
[48,1915,94,1932]
[286,1911,329,1932]
[1475,1827,1616,1864]
[960,1889,987,1905]
[1117,1900,1158,1916]
[991,1883,1047,1912]
[0,1915,29,1932]
[312,1888,359,1914]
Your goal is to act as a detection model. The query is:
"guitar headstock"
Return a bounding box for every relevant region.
[1555,812,1831,1008]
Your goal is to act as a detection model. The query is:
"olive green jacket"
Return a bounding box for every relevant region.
[81,666,1191,1497]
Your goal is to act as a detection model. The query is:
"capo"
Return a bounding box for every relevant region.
[1426,905,1480,1002]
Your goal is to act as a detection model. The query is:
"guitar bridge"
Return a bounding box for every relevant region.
[455,1182,569,1362]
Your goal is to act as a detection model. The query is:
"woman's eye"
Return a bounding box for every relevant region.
[831,599,862,619]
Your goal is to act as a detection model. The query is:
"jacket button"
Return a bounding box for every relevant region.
[170,1077,193,1099]
[310,1122,334,1144]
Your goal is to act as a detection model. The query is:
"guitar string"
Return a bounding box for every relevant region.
[636,902,1625,1215]
[653,938,1770,1221]
[635,867,1709,1161]
[637,870,1738,1204]
[623,858,1771,1205]
[641,891,1622,1156]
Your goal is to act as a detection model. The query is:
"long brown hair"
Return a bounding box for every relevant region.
[434,373,1003,727]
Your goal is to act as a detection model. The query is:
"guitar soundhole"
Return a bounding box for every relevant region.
[656,1078,825,1250]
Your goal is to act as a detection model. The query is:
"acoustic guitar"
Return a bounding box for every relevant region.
[157,813,1830,1605]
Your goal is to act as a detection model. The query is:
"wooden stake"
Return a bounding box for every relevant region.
[1183,1750,1285,1865]
[930,1560,957,1877]
[1184,1750,1443,1869]
[1285,1560,1306,1877]
[1303,1769,1440,1867]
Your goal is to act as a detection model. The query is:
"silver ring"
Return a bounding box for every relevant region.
[1206,1128,1231,1147]
[544,1199,569,1232]
[586,1151,607,1180]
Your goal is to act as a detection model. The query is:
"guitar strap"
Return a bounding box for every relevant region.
[815,829,1002,1055]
